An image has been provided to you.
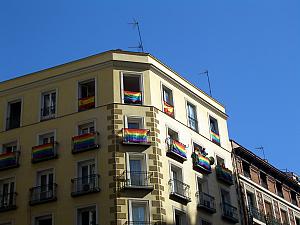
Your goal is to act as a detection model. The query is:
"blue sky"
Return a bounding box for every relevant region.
[0,1,299,173]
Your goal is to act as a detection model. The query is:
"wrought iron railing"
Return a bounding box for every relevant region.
[41,106,56,120]
[248,206,266,223]
[29,183,57,205]
[71,174,100,196]
[196,191,216,213]
[169,179,191,201]
[120,171,153,189]
[31,142,57,163]
[0,192,17,211]
[216,165,234,185]
[221,202,239,223]
[0,151,20,170]
[6,117,20,130]
[72,132,99,153]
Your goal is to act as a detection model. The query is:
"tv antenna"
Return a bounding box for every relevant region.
[199,70,212,97]
[128,18,144,52]
[255,146,266,160]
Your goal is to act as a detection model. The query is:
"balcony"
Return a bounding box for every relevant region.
[192,152,212,174]
[216,165,234,185]
[221,202,239,223]
[163,101,174,117]
[0,192,17,212]
[248,206,266,223]
[169,179,191,204]
[0,151,20,171]
[71,174,100,197]
[29,183,57,205]
[166,139,187,163]
[123,90,142,105]
[41,106,56,121]
[32,142,58,163]
[122,128,151,145]
[78,96,95,111]
[196,192,216,213]
[72,132,99,154]
[120,171,153,191]
[6,117,20,130]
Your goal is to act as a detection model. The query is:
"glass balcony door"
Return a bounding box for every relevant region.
[78,160,96,191]
[0,179,14,207]
[38,170,53,200]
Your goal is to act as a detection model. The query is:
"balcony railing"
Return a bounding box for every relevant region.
[0,192,17,212]
[72,132,99,153]
[248,206,266,223]
[221,202,239,223]
[32,142,58,163]
[41,106,56,120]
[196,191,216,213]
[78,96,95,111]
[122,128,151,145]
[71,174,100,196]
[166,139,187,162]
[6,117,20,130]
[29,183,57,205]
[126,222,152,225]
[216,165,234,185]
[123,90,142,105]
[0,151,20,171]
[120,171,153,190]
[169,179,191,203]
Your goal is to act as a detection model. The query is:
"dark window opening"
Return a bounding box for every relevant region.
[163,86,173,106]
[246,191,255,208]
[167,128,178,141]
[6,101,21,130]
[123,75,141,92]
[242,161,251,178]
[276,182,283,197]
[260,172,268,189]
[291,191,298,206]
[79,80,95,99]
[216,156,225,167]
[209,116,219,135]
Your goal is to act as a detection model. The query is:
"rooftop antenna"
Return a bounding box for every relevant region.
[128,18,144,52]
[255,146,266,160]
[200,70,212,97]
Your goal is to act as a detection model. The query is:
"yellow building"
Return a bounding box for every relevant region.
[0,50,240,225]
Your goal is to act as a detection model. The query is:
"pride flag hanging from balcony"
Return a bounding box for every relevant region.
[73,133,96,151]
[210,130,220,145]
[124,91,142,104]
[78,96,95,111]
[123,128,149,144]
[171,140,187,159]
[0,152,17,168]
[32,143,54,161]
[163,101,174,117]
[192,153,212,173]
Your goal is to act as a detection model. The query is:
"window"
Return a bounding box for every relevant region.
[280,209,289,224]
[291,190,298,206]
[242,161,251,178]
[39,132,55,145]
[77,205,96,225]
[167,128,179,141]
[162,86,174,117]
[264,200,273,216]
[216,156,225,166]
[276,182,283,197]
[78,160,96,181]
[174,210,186,225]
[0,177,15,208]
[35,215,52,225]
[200,219,212,225]
[260,172,268,189]
[129,201,149,223]
[197,177,208,194]
[1,141,18,154]
[78,122,95,135]
[122,74,143,104]
[209,116,220,145]
[6,100,21,130]
[246,191,255,208]
[78,80,95,111]
[221,189,231,204]
[170,164,183,194]
[127,154,146,186]
[127,117,143,129]
[37,169,54,200]
[41,91,56,120]
[187,102,198,132]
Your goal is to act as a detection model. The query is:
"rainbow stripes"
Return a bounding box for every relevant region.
[123,128,149,144]
[78,96,95,111]
[192,153,212,173]
[216,165,233,185]
[32,143,55,162]
[124,91,142,104]
[170,140,187,159]
[210,130,220,145]
[0,152,17,169]
[163,101,174,117]
[73,133,96,151]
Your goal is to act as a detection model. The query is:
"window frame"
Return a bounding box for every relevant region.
[124,116,144,129]
[76,204,97,225]
[120,71,144,104]
[40,89,57,121]
[33,213,54,225]
[186,101,199,132]
[36,130,56,145]
[161,82,176,117]
[5,98,23,130]
[173,207,187,225]
[128,200,150,223]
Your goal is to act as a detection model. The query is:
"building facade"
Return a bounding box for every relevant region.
[0,50,240,225]
[232,140,300,225]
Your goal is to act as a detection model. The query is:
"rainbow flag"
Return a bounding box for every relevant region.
[78,96,95,111]
[216,165,233,184]
[123,128,148,143]
[210,130,220,145]
[73,133,96,151]
[0,152,17,168]
[163,101,174,117]
[194,154,212,173]
[32,143,55,160]
[171,140,187,159]
[124,91,142,104]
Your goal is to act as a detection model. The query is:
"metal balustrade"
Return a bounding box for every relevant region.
[41,106,56,120]
[221,202,239,223]
[0,192,17,212]
[120,171,153,190]
[29,183,57,205]
[196,191,216,213]
[71,174,100,196]
[169,179,191,202]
